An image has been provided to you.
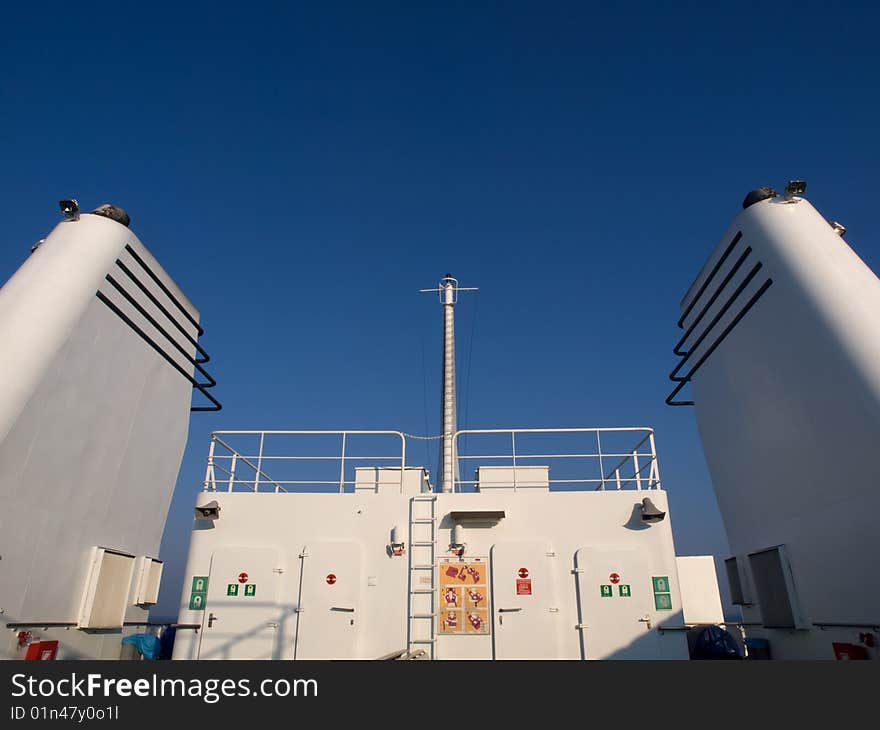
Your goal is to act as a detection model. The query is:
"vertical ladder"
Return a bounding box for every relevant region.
[407,494,437,659]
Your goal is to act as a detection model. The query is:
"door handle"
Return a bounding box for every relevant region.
[498,607,522,625]
[330,606,355,612]
[207,613,219,628]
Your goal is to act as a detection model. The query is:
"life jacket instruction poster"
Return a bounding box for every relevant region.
[438,558,490,635]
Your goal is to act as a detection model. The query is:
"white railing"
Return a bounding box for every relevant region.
[201,427,662,494]
[203,431,407,493]
[453,427,661,492]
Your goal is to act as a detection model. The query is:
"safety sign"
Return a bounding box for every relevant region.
[326,573,337,585]
[438,558,490,635]
[189,576,208,611]
[227,584,239,596]
[652,576,672,610]
[443,586,461,608]
[244,584,257,597]
[465,586,486,608]
[600,584,613,598]
[516,579,532,595]
[238,572,249,584]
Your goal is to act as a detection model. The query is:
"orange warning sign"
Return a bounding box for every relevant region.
[438,558,490,634]
[440,561,486,586]
[464,586,486,608]
[441,609,462,632]
[465,610,488,633]
[442,586,462,608]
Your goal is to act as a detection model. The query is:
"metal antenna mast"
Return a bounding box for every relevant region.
[420,274,478,493]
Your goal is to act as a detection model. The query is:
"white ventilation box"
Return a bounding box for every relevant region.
[354,466,429,494]
[132,556,164,606]
[676,556,724,625]
[476,465,550,491]
[77,547,136,629]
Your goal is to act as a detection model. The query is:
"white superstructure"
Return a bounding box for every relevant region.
[669,183,880,660]
[173,273,722,660]
[0,202,217,659]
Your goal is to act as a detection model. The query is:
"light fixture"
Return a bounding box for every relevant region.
[640,497,666,524]
[59,199,79,221]
[194,500,220,521]
[390,525,405,556]
[450,523,465,556]
[784,180,807,201]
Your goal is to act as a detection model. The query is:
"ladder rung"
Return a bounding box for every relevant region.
[411,541,436,546]
[411,565,434,569]
[412,518,435,523]
[413,496,437,501]
[410,588,434,594]
[410,613,436,619]
[410,639,437,643]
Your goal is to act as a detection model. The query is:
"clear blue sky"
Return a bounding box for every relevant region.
[2,2,878,621]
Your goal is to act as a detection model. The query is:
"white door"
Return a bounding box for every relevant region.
[573,546,658,659]
[294,541,363,659]
[197,547,282,660]
[491,541,561,659]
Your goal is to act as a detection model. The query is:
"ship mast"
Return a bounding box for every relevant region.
[420,274,478,493]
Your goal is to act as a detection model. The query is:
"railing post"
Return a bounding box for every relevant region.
[228,453,237,492]
[648,432,659,489]
[254,432,264,493]
[205,436,217,492]
[615,468,621,490]
[339,432,346,494]
[632,450,642,490]
[596,431,606,490]
[400,432,406,494]
[511,431,518,492]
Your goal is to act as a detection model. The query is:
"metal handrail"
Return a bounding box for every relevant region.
[113,257,210,363]
[124,244,203,336]
[203,429,662,494]
[453,427,661,492]
[204,430,407,493]
[678,231,742,328]
[668,228,774,407]
[96,291,221,411]
[673,245,753,357]
[666,277,773,406]
[104,274,215,386]
[93,243,220,411]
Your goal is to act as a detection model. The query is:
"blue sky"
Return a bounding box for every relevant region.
[2,2,878,620]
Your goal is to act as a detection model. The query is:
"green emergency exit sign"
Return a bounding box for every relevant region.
[189,576,208,611]
[600,584,613,598]
[652,576,669,593]
[227,584,239,596]
[619,584,631,597]
[244,584,256,597]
